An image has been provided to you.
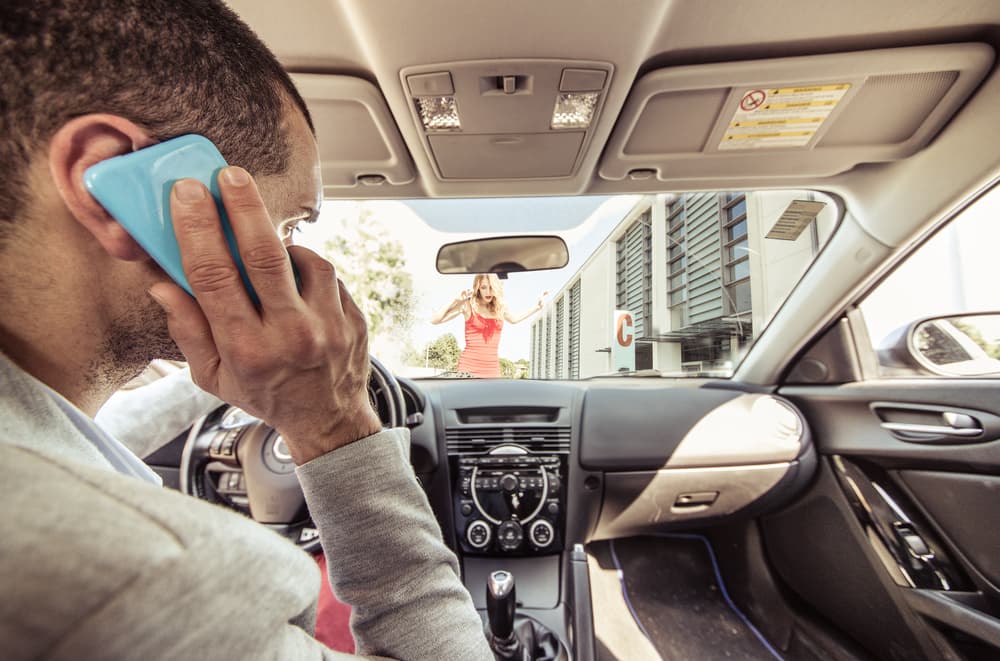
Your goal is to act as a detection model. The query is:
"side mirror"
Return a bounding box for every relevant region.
[878,312,1000,376]
[436,235,569,276]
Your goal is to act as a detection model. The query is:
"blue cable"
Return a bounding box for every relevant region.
[608,533,785,661]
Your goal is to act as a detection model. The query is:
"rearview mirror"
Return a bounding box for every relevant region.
[436,235,569,276]
[879,312,1000,376]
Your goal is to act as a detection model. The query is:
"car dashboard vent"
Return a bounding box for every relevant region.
[446,426,571,455]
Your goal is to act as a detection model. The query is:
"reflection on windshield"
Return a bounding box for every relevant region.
[297,191,836,380]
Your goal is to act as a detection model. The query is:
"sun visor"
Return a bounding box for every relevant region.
[599,43,994,181]
[290,73,415,191]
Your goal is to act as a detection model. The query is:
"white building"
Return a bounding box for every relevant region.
[531,192,837,378]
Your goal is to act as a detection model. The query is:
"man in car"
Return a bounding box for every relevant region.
[0,1,492,659]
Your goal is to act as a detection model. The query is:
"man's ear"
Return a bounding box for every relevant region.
[48,115,158,261]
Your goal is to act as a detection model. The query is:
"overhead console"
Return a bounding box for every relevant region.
[599,43,994,181]
[400,59,614,180]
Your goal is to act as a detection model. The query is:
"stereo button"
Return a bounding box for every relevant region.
[530,520,555,548]
[467,520,491,549]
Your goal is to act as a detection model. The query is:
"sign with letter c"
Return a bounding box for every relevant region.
[612,310,635,372]
[616,312,634,348]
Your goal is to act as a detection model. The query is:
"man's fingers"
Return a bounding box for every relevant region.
[171,178,257,327]
[147,282,221,389]
[216,167,298,310]
[288,246,343,318]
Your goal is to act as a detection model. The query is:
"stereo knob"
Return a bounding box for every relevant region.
[500,474,519,492]
[467,520,492,549]
[529,520,555,548]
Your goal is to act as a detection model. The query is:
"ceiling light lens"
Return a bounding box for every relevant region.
[416,96,461,130]
[551,92,599,129]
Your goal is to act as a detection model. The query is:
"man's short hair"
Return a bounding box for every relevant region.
[0,0,313,237]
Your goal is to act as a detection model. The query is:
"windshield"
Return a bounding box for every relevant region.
[296,190,837,379]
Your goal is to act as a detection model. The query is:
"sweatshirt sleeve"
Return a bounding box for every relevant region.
[296,428,493,661]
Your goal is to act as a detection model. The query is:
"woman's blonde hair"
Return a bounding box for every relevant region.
[472,273,505,317]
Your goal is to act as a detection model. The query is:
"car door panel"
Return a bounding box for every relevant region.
[767,379,1000,660]
[896,470,1000,589]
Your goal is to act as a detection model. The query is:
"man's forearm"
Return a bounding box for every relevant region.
[296,429,493,661]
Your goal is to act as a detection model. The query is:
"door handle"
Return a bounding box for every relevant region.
[879,422,984,437]
[871,402,996,444]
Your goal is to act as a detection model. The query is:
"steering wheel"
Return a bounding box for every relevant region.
[180,355,405,553]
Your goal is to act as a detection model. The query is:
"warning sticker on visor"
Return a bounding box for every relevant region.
[719,83,850,150]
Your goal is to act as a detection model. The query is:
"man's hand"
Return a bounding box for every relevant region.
[147,166,382,465]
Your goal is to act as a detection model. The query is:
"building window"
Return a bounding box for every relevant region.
[530,322,538,379]
[722,193,751,314]
[636,342,653,370]
[681,335,731,363]
[666,197,688,325]
[568,280,581,379]
[545,310,552,379]
[616,210,652,338]
[555,297,565,378]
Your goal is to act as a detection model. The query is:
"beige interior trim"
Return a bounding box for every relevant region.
[594,463,791,540]
[290,73,415,193]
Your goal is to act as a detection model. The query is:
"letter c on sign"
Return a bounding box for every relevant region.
[616,313,634,348]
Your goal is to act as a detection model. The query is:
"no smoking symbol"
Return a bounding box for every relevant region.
[740,89,766,112]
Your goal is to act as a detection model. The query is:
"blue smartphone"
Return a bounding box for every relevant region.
[84,134,270,305]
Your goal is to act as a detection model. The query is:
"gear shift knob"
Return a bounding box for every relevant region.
[487,570,516,641]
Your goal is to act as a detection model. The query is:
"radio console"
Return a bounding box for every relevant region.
[454,445,564,555]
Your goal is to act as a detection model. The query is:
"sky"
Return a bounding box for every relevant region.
[859,184,1000,348]
[296,195,640,368]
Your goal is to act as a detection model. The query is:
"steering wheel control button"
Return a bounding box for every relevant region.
[467,520,492,549]
[498,520,524,552]
[530,520,555,548]
[261,434,296,474]
[209,430,241,462]
[272,436,293,463]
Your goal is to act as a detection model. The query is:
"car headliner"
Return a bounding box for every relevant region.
[224,0,1000,384]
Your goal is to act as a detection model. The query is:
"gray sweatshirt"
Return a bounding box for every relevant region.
[0,352,493,660]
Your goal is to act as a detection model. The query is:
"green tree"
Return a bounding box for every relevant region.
[499,358,516,379]
[515,358,530,379]
[321,208,415,342]
[952,319,1000,359]
[421,333,461,371]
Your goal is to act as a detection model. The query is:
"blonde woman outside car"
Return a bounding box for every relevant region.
[431,274,547,378]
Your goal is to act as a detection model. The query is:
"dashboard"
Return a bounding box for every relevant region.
[403,377,816,562]
[157,367,818,641]
[168,370,816,565]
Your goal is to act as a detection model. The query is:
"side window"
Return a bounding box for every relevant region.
[858,184,1000,377]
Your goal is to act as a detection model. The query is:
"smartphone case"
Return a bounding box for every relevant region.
[83,134,263,304]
